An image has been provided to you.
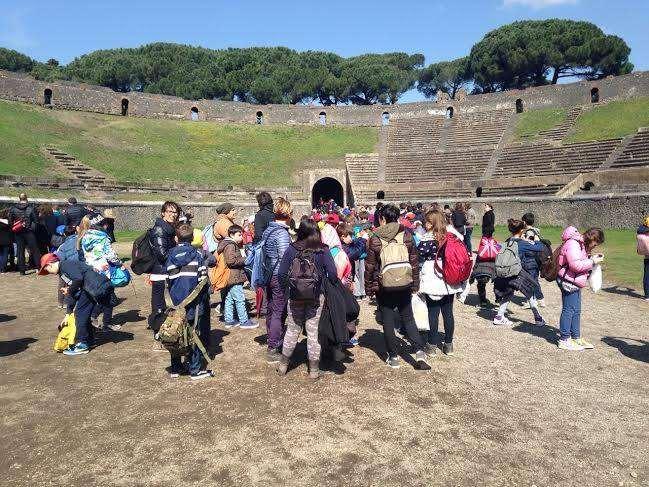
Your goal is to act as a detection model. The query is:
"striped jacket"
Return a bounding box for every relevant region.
[165,243,213,317]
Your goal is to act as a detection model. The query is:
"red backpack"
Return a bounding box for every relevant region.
[435,233,472,285]
[477,236,499,262]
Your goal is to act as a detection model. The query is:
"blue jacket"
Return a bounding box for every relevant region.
[261,222,291,277]
[55,235,84,262]
[165,243,213,320]
[513,237,546,273]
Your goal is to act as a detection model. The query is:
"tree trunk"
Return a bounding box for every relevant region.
[551,67,561,85]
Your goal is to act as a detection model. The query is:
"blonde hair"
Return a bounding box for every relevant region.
[274,197,292,220]
[644,215,649,227]
[424,209,447,242]
[75,216,91,250]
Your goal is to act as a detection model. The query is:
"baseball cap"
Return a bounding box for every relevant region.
[38,253,60,275]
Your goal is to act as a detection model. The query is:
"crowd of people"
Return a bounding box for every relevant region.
[3,191,648,379]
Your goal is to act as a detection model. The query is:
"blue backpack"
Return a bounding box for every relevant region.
[248,227,283,289]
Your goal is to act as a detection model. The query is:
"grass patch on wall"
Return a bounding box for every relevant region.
[567,97,649,142]
[514,107,567,141]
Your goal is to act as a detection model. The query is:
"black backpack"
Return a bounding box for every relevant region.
[288,249,320,301]
[131,230,155,275]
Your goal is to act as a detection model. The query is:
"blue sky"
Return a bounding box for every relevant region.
[1,0,648,102]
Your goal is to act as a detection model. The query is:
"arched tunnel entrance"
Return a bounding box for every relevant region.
[311,177,344,209]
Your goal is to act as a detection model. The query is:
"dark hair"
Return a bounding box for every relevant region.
[176,223,193,243]
[228,224,243,236]
[583,227,605,251]
[522,212,535,226]
[484,203,493,210]
[358,210,369,220]
[444,204,450,210]
[375,202,384,210]
[0,207,8,219]
[336,223,352,239]
[256,191,273,209]
[507,218,526,234]
[296,220,322,249]
[68,197,77,205]
[161,201,180,216]
[381,204,400,223]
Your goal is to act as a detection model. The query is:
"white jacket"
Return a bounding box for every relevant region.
[419,225,468,299]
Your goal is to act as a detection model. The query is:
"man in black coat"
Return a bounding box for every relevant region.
[64,197,88,227]
[8,193,41,275]
[147,201,180,327]
[252,191,275,244]
[481,203,495,238]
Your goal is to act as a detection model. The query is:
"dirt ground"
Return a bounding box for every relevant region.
[1,267,648,487]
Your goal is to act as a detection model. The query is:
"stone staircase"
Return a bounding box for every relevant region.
[45,147,111,186]
[538,106,583,141]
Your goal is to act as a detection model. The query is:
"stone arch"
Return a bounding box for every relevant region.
[376,190,385,200]
[190,106,199,121]
[580,181,595,192]
[311,177,343,208]
[590,87,600,103]
[515,99,524,113]
[446,106,454,119]
[43,88,52,105]
[381,111,390,126]
[319,111,327,126]
[256,111,263,125]
[121,98,129,116]
[475,187,483,198]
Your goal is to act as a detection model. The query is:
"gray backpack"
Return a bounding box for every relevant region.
[495,239,522,278]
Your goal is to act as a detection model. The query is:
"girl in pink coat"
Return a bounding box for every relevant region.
[556,226,604,351]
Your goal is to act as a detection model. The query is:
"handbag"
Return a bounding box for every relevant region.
[588,264,602,293]
[11,219,26,233]
[411,293,429,331]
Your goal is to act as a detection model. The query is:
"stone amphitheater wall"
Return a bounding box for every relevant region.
[2,70,649,126]
[1,194,647,230]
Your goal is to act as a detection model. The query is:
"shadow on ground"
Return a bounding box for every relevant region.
[0,337,37,357]
[602,285,644,300]
[601,336,649,363]
[0,314,17,324]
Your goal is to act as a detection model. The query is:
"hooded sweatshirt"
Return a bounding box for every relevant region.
[557,226,594,289]
[364,222,419,296]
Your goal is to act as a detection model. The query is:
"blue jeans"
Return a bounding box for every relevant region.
[464,227,473,253]
[0,246,8,272]
[224,284,248,324]
[644,258,649,298]
[74,290,96,345]
[558,285,581,340]
[528,268,544,300]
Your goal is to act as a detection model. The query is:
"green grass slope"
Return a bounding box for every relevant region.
[567,97,649,143]
[0,100,378,186]
[514,107,567,141]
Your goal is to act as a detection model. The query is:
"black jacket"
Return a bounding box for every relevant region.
[60,260,113,300]
[9,203,37,232]
[0,219,13,246]
[149,217,176,264]
[64,204,88,227]
[482,210,495,238]
[319,278,359,356]
[253,204,275,244]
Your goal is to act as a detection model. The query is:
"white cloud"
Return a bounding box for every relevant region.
[503,0,578,8]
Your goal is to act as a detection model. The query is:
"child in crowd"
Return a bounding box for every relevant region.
[38,252,115,356]
[165,223,214,379]
[493,219,548,327]
[521,212,546,308]
[638,216,649,301]
[217,224,258,330]
[556,226,605,351]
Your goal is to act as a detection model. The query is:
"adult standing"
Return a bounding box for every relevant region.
[262,197,293,363]
[148,201,180,328]
[364,204,430,369]
[481,203,495,238]
[465,202,477,254]
[253,192,275,244]
[214,203,236,242]
[8,193,41,275]
[638,216,649,301]
[64,197,88,227]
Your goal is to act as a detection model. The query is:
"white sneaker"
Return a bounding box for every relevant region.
[457,293,466,304]
[558,338,585,351]
[521,301,531,309]
[493,316,513,326]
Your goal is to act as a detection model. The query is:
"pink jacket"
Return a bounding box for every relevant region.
[320,224,352,285]
[557,226,593,288]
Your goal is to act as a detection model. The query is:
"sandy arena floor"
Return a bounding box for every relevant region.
[0,270,648,487]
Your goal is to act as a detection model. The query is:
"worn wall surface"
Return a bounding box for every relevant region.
[1,194,646,230]
[2,70,649,126]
